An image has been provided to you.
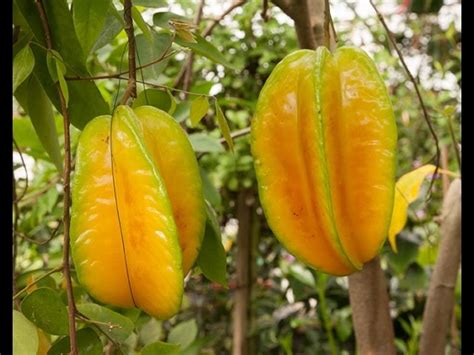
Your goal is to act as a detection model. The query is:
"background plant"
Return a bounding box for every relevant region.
[12,0,461,354]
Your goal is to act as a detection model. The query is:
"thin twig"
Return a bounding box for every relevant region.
[34,0,78,353]
[220,127,251,144]
[369,0,440,200]
[13,128,29,204]
[203,0,246,37]
[446,113,461,171]
[13,265,63,301]
[76,312,120,330]
[76,313,121,350]
[19,175,61,207]
[174,0,246,88]
[180,0,206,99]
[131,77,215,98]
[66,42,177,82]
[261,0,269,21]
[12,172,19,308]
[121,0,137,104]
[58,42,78,355]
[197,127,251,160]
[15,221,63,246]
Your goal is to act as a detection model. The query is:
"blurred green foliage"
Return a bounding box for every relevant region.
[13,0,461,353]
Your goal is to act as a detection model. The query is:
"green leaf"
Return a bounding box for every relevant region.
[399,263,428,291]
[21,288,69,335]
[13,45,35,93]
[387,238,419,275]
[135,31,173,80]
[190,96,209,127]
[56,61,69,107]
[190,81,214,95]
[76,303,134,343]
[168,319,198,349]
[13,117,49,161]
[199,168,221,207]
[189,133,224,153]
[142,341,180,355]
[214,101,234,152]
[17,270,57,291]
[91,6,124,52]
[153,11,189,29]
[173,102,190,123]
[287,264,315,288]
[15,0,110,129]
[13,310,39,355]
[197,202,227,286]
[132,89,173,112]
[175,34,239,70]
[180,336,213,355]
[15,0,86,72]
[13,30,34,58]
[15,77,63,172]
[46,50,62,83]
[48,328,103,355]
[132,6,153,42]
[134,0,167,7]
[73,0,111,56]
[138,318,162,346]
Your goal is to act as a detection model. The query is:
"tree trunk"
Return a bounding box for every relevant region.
[348,257,396,355]
[233,190,255,355]
[419,179,461,355]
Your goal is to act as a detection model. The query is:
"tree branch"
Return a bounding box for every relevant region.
[348,258,396,355]
[34,1,78,353]
[174,0,246,88]
[121,0,137,105]
[369,0,440,199]
[13,265,63,301]
[182,0,206,98]
[12,171,19,309]
[419,179,461,355]
[203,0,246,37]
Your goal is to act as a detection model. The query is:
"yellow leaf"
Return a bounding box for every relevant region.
[388,164,459,252]
[214,101,234,153]
[190,96,209,127]
[175,28,197,43]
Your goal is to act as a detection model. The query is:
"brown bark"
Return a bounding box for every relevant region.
[348,257,396,355]
[232,190,255,355]
[272,0,316,49]
[419,179,461,355]
[440,145,450,194]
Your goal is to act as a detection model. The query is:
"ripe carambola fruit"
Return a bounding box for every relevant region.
[70,105,206,319]
[251,47,397,276]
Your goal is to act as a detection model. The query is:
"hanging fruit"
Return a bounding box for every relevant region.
[251,47,398,276]
[70,105,206,319]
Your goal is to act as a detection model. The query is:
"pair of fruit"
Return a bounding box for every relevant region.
[72,45,398,319]
[70,106,206,319]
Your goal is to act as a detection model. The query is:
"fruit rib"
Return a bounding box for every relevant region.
[134,106,206,275]
[321,47,398,265]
